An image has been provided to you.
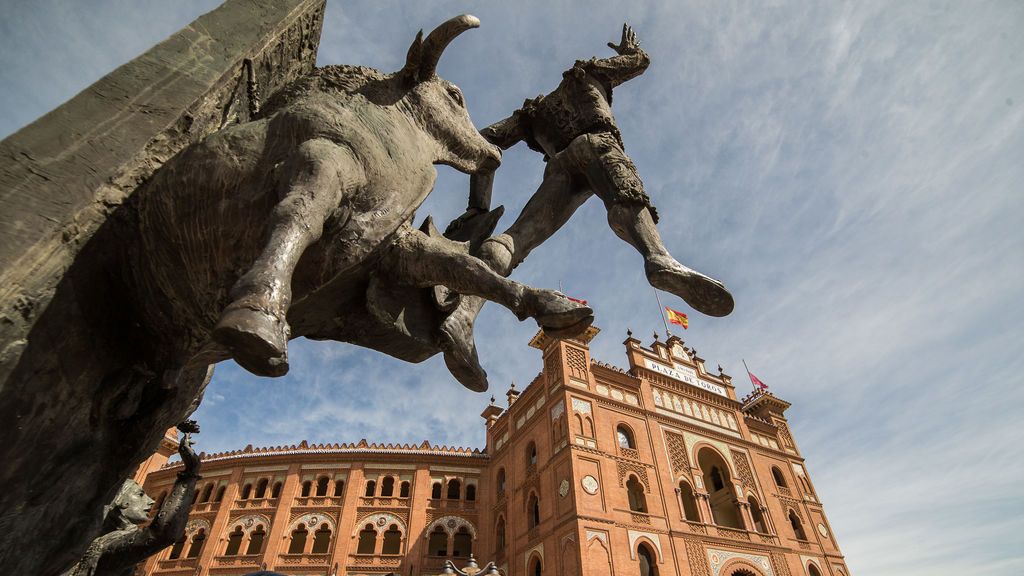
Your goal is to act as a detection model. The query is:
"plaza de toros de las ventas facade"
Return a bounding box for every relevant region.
[135,328,850,576]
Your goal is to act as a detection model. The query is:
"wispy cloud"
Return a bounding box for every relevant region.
[3,1,1023,574]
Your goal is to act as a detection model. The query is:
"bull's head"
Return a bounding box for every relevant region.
[397,15,501,175]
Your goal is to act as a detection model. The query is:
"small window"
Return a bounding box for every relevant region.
[271,482,281,499]
[382,524,402,555]
[530,556,543,576]
[186,529,205,558]
[381,476,395,497]
[527,442,538,467]
[616,425,635,450]
[288,523,308,554]
[679,481,700,522]
[168,537,185,560]
[333,479,344,497]
[710,466,725,492]
[300,480,312,497]
[626,475,646,513]
[399,481,410,497]
[428,526,448,556]
[245,525,265,555]
[453,526,472,558]
[311,523,332,553]
[749,496,767,533]
[240,484,252,500]
[365,479,377,497]
[199,483,213,503]
[772,466,788,488]
[789,510,807,540]
[447,478,461,500]
[495,516,506,550]
[214,486,225,502]
[254,478,268,499]
[497,468,506,494]
[357,524,376,555]
[225,526,244,556]
[527,492,540,529]
[638,543,658,576]
[431,482,443,499]
[466,483,476,501]
[316,476,329,497]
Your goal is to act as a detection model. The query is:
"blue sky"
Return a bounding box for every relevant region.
[2,1,1022,574]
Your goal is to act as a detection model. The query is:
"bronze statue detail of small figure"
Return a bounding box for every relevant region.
[442,24,734,387]
[64,421,202,576]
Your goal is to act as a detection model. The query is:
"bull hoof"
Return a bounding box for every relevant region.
[523,289,595,337]
[213,305,290,377]
[645,257,735,317]
[439,302,489,392]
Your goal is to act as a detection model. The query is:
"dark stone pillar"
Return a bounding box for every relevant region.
[0,2,325,574]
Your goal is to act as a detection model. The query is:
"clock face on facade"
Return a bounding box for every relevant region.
[559,479,570,497]
[581,475,599,494]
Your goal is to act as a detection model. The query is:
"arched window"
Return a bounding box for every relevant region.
[190,489,199,506]
[428,526,448,556]
[772,466,788,488]
[495,516,506,551]
[453,526,472,558]
[240,483,252,500]
[529,555,543,576]
[447,478,461,500]
[789,510,807,540]
[288,524,308,554]
[381,476,395,497]
[333,479,345,497]
[527,442,538,467]
[497,468,506,494]
[225,526,244,556]
[254,478,268,499]
[365,479,377,497]
[527,492,541,529]
[271,482,281,499]
[399,481,410,497]
[199,483,213,503]
[574,414,585,437]
[679,481,700,522]
[617,425,635,450]
[585,417,595,439]
[357,524,376,555]
[431,482,443,499]
[626,475,647,513]
[168,537,185,560]
[697,448,741,528]
[638,543,658,576]
[808,564,823,576]
[466,483,476,501]
[800,475,815,496]
[311,523,332,553]
[186,528,205,558]
[382,524,402,555]
[316,476,329,497]
[214,486,226,502]
[748,495,767,533]
[246,525,265,555]
[300,480,312,497]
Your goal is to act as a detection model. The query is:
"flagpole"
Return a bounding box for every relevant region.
[653,287,671,337]
[742,358,757,393]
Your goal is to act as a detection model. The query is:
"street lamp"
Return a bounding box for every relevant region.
[438,555,500,575]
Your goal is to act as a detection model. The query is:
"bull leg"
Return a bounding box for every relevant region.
[213,139,362,377]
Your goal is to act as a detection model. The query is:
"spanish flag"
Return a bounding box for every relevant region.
[665,307,688,329]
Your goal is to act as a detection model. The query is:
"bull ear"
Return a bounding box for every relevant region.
[399,29,425,84]
[417,14,480,80]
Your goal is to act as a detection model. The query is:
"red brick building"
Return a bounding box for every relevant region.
[139,328,849,576]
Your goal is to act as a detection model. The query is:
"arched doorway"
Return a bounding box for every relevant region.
[697,447,742,528]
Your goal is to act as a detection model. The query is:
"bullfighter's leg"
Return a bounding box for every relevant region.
[213,139,362,377]
[566,133,734,317]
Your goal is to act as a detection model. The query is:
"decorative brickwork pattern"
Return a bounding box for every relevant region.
[665,430,690,476]
[685,539,711,576]
[566,346,588,380]
[777,422,795,449]
[771,551,793,576]
[730,450,755,489]
[617,460,650,492]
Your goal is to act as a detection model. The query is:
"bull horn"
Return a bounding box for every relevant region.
[418,14,480,80]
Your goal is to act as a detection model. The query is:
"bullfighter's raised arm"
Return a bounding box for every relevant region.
[586,24,651,89]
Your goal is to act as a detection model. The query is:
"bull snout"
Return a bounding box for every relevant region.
[478,145,501,173]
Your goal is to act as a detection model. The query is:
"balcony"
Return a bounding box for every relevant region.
[191,501,221,513]
[233,497,278,510]
[212,554,261,568]
[279,553,331,566]
[294,495,342,508]
[427,499,477,512]
[359,496,409,508]
[714,526,751,541]
[155,557,198,572]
